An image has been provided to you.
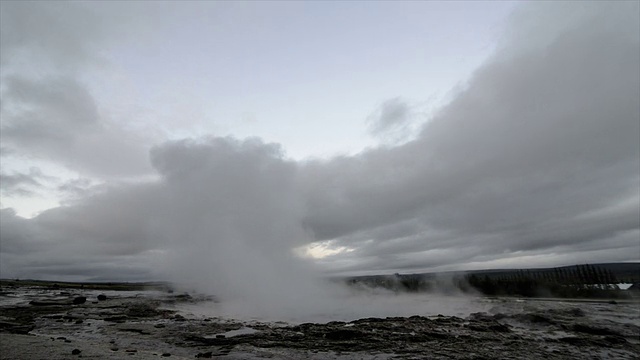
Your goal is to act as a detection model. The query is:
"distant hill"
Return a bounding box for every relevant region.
[342,262,640,297]
[463,263,640,283]
[345,262,639,284]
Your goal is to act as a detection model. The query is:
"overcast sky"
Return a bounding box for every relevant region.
[1,1,638,282]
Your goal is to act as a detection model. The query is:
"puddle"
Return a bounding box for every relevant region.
[205,327,260,338]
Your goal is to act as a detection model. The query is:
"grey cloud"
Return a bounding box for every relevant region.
[0,1,98,67]
[0,208,43,255]
[0,75,152,177]
[57,178,95,199]
[0,181,163,280]
[0,147,15,157]
[1,138,313,288]
[1,76,99,146]
[0,172,41,194]
[1,2,638,282]
[300,1,640,273]
[0,1,130,70]
[367,98,411,136]
[0,2,153,178]
[0,167,56,197]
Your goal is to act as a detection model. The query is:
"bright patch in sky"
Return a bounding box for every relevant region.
[298,241,355,260]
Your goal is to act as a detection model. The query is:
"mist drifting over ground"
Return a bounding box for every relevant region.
[1,2,638,321]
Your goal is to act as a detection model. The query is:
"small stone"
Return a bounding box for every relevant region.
[196,352,213,358]
[65,340,72,343]
[75,320,84,324]
[161,353,171,357]
[97,294,107,301]
[72,349,81,355]
[154,324,166,328]
[215,334,225,339]
[125,349,137,353]
[111,347,119,351]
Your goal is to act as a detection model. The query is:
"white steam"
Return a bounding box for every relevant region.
[149,138,337,317]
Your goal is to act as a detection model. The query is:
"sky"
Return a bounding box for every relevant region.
[0,1,639,283]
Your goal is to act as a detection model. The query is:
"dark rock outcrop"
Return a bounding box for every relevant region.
[72,296,86,305]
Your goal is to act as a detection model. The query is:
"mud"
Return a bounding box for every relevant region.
[0,284,638,359]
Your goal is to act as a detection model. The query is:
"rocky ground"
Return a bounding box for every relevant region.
[0,282,638,359]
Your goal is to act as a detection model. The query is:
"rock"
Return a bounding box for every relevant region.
[97,294,107,301]
[604,336,627,345]
[196,352,213,358]
[104,315,128,322]
[572,324,621,336]
[566,308,586,317]
[125,349,137,353]
[127,302,161,317]
[111,347,119,351]
[215,334,225,339]
[0,321,34,334]
[488,323,511,333]
[73,296,86,305]
[29,300,69,306]
[75,320,83,324]
[514,313,555,325]
[71,349,81,355]
[558,337,593,346]
[161,353,171,357]
[154,324,166,328]
[324,329,363,340]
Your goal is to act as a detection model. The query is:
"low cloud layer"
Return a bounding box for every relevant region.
[1,1,638,293]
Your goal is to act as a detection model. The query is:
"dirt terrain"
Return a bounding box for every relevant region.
[1,282,638,359]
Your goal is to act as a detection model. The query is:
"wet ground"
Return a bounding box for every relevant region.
[1,283,638,359]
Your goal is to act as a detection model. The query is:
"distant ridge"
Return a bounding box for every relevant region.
[346,262,640,283]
